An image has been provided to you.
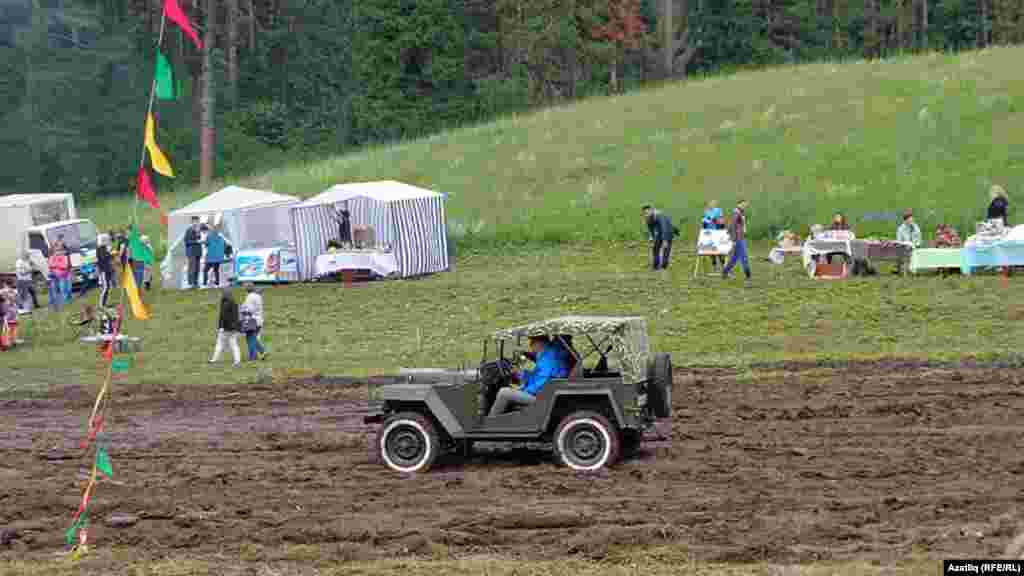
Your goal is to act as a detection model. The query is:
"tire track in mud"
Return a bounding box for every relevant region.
[2,361,1023,564]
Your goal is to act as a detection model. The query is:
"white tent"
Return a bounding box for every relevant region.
[162,186,300,289]
[290,181,449,281]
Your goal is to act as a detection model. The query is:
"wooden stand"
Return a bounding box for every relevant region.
[693,252,725,278]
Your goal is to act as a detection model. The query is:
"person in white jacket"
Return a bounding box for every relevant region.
[240,283,266,361]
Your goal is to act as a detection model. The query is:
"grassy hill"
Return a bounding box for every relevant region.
[85,46,1023,251]
[6,47,1024,392]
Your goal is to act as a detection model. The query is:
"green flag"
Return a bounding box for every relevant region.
[111,358,130,373]
[129,226,153,266]
[155,51,177,100]
[96,447,113,478]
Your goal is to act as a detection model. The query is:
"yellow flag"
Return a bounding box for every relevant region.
[121,266,150,320]
[144,113,174,178]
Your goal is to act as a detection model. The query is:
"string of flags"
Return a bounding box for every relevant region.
[137,0,204,226]
[65,0,199,558]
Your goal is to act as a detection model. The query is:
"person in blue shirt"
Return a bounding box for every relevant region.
[489,335,571,416]
[203,226,227,287]
[701,199,725,269]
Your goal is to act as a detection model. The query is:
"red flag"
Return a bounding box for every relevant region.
[164,0,202,50]
[101,342,113,361]
[136,167,161,211]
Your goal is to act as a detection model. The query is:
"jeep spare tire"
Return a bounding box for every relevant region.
[377,412,439,474]
[646,352,672,418]
[554,411,620,471]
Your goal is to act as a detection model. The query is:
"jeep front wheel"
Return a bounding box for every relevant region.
[554,411,620,471]
[378,413,439,474]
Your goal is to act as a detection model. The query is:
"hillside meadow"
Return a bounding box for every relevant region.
[82,46,1023,255]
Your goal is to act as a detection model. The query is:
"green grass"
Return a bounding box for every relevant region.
[82,46,1023,255]
[3,243,1023,392]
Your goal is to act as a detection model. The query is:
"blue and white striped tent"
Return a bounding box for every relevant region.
[289,181,449,281]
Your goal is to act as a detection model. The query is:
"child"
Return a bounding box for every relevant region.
[702,200,725,269]
[141,235,154,290]
[0,280,16,348]
[3,282,19,347]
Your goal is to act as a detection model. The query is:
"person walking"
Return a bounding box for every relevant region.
[241,283,266,361]
[722,200,752,283]
[203,225,227,288]
[96,234,115,307]
[642,204,677,270]
[15,251,38,312]
[210,287,241,366]
[184,216,203,289]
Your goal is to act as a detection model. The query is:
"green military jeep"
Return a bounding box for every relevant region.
[364,316,672,473]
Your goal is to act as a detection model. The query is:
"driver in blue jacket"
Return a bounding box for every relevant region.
[489,335,570,416]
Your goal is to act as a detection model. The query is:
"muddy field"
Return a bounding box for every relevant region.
[2,361,1023,565]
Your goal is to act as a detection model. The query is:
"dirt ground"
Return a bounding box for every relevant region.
[2,361,1023,567]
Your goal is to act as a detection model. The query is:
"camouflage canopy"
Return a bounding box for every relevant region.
[492,316,651,385]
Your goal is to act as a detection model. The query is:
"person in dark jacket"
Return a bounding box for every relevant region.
[642,204,677,270]
[210,287,241,365]
[329,205,353,246]
[96,234,115,307]
[184,216,203,289]
[988,185,1010,226]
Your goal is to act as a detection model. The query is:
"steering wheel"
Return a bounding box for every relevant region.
[498,357,516,379]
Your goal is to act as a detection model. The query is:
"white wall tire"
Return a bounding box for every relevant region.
[377,413,439,474]
[554,411,620,472]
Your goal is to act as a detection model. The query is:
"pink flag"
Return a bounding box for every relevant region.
[164,0,202,50]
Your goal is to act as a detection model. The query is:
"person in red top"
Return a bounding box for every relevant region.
[721,200,751,283]
[47,239,70,311]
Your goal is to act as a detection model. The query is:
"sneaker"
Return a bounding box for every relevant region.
[232,362,241,367]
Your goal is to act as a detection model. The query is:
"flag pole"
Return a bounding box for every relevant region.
[137,11,168,225]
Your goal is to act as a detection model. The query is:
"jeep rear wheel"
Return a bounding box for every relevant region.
[647,353,672,418]
[554,411,620,471]
[378,413,439,474]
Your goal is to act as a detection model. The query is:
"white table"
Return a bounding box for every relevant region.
[314,251,399,278]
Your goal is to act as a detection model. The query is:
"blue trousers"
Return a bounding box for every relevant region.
[48,276,65,311]
[723,239,751,278]
[245,329,265,360]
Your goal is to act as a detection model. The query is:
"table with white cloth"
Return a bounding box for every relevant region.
[801,239,854,277]
[961,225,1024,274]
[314,250,400,279]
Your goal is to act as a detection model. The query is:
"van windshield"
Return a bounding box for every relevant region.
[45,221,98,252]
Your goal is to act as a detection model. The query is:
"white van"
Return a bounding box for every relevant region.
[0,194,99,286]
